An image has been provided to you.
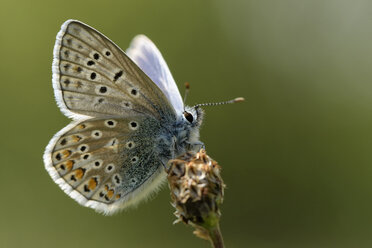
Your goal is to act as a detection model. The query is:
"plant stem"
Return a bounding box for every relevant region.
[208,223,224,248]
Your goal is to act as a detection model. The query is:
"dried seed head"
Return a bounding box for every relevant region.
[167,149,225,243]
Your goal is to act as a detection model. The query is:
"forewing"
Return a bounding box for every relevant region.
[126,35,184,114]
[52,20,176,120]
[43,117,166,215]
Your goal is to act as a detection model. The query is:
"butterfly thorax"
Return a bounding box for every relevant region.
[155,106,204,165]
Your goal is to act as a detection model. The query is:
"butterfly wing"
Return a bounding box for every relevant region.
[46,20,178,214]
[44,117,166,215]
[126,35,184,115]
[52,19,176,121]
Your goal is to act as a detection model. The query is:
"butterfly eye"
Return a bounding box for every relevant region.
[184,111,194,123]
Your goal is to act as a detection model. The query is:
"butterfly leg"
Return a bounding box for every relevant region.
[187,141,205,152]
[160,160,169,170]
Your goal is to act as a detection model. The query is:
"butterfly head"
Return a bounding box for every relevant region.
[183,106,204,127]
[181,83,243,128]
[182,97,244,127]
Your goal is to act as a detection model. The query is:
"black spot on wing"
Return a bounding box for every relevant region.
[113,70,123,82]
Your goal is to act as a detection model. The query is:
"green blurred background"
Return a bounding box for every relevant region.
[1,0,372,247]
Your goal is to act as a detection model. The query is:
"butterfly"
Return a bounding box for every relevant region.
[43,20,204,215]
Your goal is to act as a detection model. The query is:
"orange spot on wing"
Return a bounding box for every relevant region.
[62,150,71,158]
[65,160,74,171]
[115,194,121,200]
[88,178,98,190]
[79,124,86,129]
[107,190,114,199]
[75,168,85,179]
[72,135,82,142]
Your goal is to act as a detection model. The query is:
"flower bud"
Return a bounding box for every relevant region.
[167,149,225,245]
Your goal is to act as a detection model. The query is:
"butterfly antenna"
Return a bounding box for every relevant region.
[183,82,190,110]
[194,97,245,109]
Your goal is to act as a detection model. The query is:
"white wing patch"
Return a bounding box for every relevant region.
[126,35,184,115]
